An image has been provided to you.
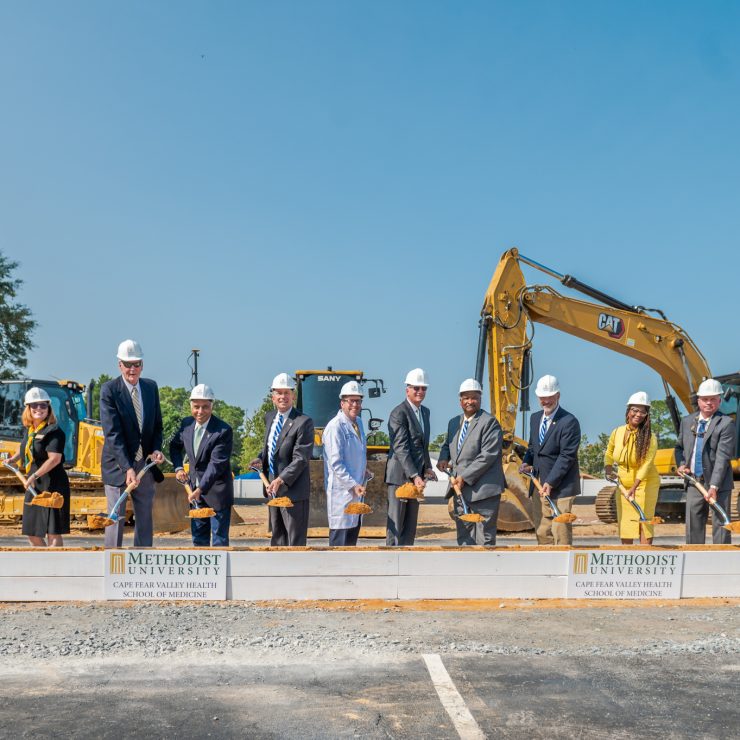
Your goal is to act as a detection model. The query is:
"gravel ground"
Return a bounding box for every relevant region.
[1,600,739,663]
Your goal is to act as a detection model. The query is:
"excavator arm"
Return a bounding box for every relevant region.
[477,248,712,446]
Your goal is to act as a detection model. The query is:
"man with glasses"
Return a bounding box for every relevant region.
[676,378,736,544]
[99,339,164,547]
[384,368,435,546]
[323,381,370,547]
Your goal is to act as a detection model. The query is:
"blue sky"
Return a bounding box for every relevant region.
[2,1,738,440]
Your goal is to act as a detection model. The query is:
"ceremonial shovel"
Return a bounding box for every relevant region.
[175,477,216,518]
[523,471,577,523]
[447,468,484,523]
[344,470,374,516]
[679,471,740,533]
[1,460,64,509]
[250,465,293,508]
[87,457,159,529]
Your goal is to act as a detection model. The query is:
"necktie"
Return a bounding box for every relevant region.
[694,419,707,478]
[193,424,205,457]
[415,406,422,430]
[269,413,284,477]
[457,419,469,453]
[538,416,549,445]
[352,422,361,439]
[131,387,144,461]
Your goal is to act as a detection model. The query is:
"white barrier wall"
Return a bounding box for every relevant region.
[0,548,739,602]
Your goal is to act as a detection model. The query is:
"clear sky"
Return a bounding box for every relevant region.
[2,1,738,440]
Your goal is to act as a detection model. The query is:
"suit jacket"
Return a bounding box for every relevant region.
[100,376,163,487]
[258,408,314,502]
[384,401,432,486]
[521,406,581,499]
[675,411,735,493]
[443,410,506,503]
[169,414,234,512]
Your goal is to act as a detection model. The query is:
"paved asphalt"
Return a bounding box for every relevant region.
[1,652,737,738]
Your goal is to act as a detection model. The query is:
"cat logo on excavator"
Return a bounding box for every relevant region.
[597,312,625,339]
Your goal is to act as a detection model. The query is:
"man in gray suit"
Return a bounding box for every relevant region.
[385,368,436,546]
[250,373,314,547]
[437,379,506,546]
[675,378,736,544]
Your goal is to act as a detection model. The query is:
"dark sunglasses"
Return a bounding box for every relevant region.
[28,402,50,410]
[121,360,143,369]
[409,386,427,392]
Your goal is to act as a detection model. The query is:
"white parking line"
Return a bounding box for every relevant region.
[422,653,486,740]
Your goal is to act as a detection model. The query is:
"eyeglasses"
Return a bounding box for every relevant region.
[121,361,143,369]
[628,407,648,415]
[28,402,49,410]
[342,399,363,406]
[409,386,427,392]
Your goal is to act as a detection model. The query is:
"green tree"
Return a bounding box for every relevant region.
[89,373,113,420]
[428,432,447,453]
[367,429,390,446]
[238,395,274,471]
[650,398,678,447]
[0,253,37,378]
[578,432,610,476]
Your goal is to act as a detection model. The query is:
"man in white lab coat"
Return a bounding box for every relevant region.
[322,380,369,547]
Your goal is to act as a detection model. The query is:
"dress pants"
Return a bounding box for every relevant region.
[329,522,361,547]
[270,499,309,546]
[386,484,419,546]
[454,495,500,546]
[191,507,231,547]
[103,467,155,548]
[531,493,576,545]
[686,484,731,544]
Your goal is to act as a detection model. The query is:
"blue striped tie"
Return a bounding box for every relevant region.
[538,416,549,445]
[457,419,469,453]
[694,419,707,477]
[269,413,284,477]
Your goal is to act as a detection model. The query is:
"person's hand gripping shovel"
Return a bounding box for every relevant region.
[87,457,159,529]
[679,470,740,533]
[174,477,216,519]
[249,465,293,508]
[522,470,577,523]
[345,470,374,516]
[605,471,663,526]
[447,468,484,523]
[1,460,64,509]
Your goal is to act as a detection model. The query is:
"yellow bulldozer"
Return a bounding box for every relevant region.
[0,378,188,530]
[476,248,739,529]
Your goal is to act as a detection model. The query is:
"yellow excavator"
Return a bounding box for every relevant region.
[476,248,739,529]
[0,378,187,530]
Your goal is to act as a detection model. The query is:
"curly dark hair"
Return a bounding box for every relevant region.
[625,407,651,466]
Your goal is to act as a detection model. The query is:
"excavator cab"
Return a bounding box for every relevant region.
[0,379,85,466]
[717,372,740,463]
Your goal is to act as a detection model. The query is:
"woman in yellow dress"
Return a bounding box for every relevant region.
[604,391,660,545]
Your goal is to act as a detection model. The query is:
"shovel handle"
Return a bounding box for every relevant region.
[680,472,730,524]
[448,469,472,515]
[523,470,561,517]
[2,460,39,497]
[606,474,648,522]
[250,465,275,498]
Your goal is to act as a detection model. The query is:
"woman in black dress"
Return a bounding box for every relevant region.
[7,387,71,547]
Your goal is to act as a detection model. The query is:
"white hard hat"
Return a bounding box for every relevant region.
[25,387,51,405]
[190,384,215,401]
[697,378,723,397]
[339,380,364,398]
[459,378,483,394]
[271,373,296,390]
[535,374,560,397]
[626,391,651,407]
[404,368,429,387]
[117,339,144,361]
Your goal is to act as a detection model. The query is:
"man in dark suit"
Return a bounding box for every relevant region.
[100,339,164,548]
[250,373,314,547]
[385,368,436,546]
[437,378,506,546]
[675,378,736,544]
[170,384,234,547]
[520,374,581,545]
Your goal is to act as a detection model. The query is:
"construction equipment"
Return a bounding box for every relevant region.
[0,378,188,531]
[475,248,739,529]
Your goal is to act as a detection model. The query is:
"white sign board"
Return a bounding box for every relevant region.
[105,550,227,600]
[567,550,684,599]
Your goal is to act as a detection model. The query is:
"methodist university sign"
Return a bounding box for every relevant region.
[567,550,685,599]
[105,550,227,600]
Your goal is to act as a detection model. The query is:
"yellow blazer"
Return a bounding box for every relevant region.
[604,425,659,482]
